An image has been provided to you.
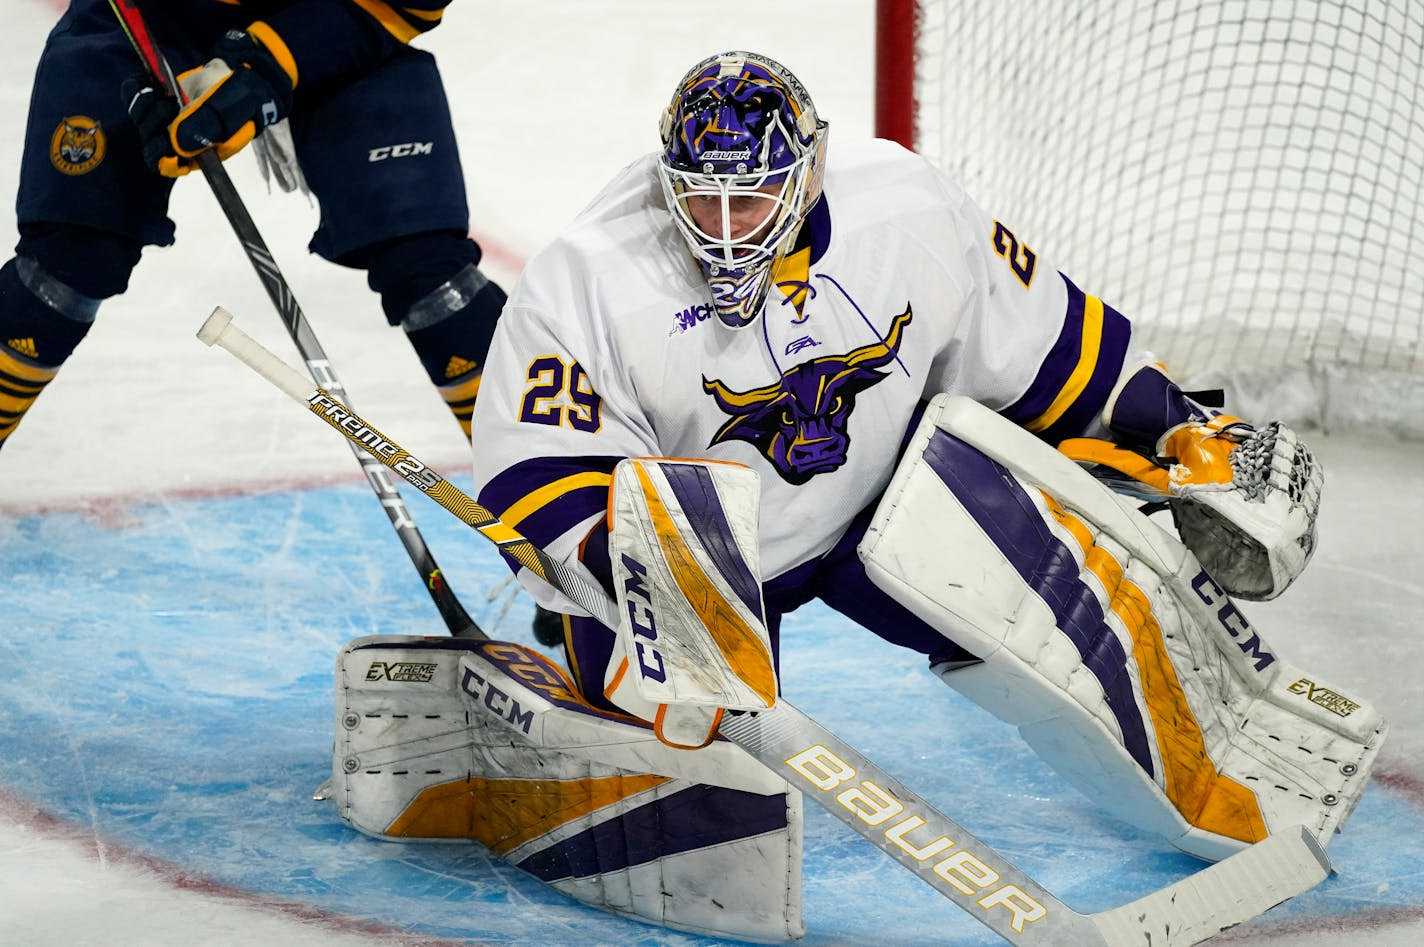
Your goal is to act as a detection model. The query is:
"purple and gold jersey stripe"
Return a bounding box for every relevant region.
[1004,273,1131,443]
[477,455,618,552]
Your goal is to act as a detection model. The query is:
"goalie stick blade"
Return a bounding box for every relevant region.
[1090,825,1331,947]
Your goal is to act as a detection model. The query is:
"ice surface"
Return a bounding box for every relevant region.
[2,1,1422,944]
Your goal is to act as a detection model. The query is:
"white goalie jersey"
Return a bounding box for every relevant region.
[471,139,1139,600]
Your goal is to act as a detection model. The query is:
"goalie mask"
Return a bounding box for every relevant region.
[657,51,828,328]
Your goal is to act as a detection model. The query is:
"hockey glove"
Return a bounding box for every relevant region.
[1060,416,1323,600]
[126,30,295,178]
[123,78,180,173]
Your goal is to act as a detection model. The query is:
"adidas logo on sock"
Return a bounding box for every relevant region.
[444,356,479,380]
[7,338,39,359]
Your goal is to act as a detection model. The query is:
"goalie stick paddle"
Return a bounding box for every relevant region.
[107,0,482,639]
[199,305,1333,945]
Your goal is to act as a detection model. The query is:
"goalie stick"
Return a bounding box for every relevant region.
[198,305,1333,945]
[106,0,482,639]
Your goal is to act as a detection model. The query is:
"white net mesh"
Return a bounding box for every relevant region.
[908,0,1424,433]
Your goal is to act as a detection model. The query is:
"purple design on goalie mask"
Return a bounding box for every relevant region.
[702,306,912,485]
[662,59,814,175]
[657,52,828,330]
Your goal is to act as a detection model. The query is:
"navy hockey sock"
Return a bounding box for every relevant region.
[0,256,98,451]
[355,232,506,440]
[402,264,507,441]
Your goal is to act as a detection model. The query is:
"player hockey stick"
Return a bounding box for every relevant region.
[106,0,482,639]
[199,304,1333,945]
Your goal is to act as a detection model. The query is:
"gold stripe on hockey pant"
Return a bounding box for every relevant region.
[1043,493,1268,844]
[385,772,671,853]
[632,463,777,706]
[1027,293,1104,433]
[438,371,481,441]
[0,346,60,442]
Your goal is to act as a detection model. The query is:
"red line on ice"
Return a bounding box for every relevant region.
[0,787,476,946]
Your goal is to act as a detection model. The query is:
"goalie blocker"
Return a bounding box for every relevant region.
[604,456,778,748]
[860,395,1385,861]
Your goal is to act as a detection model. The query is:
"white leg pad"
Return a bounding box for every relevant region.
[332,635,803,943]
[859,395,1386,861]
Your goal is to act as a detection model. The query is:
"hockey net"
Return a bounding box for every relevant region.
[876,0,1424,435]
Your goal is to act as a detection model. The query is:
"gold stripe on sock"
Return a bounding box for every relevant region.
[439,372,482,440]
[1,345,60,386]
[0,347,61,446]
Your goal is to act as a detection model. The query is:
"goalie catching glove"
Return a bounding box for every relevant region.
[1060,413,1323,601]
[123,28,295,178]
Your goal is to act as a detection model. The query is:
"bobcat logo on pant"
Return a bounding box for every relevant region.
[702,305,912,485]
[49,116,106,175]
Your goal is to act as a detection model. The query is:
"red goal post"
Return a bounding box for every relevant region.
[875,0,1424,435]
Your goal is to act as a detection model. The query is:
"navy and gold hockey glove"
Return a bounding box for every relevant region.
[126,29,295,178]
[122,77,180,173]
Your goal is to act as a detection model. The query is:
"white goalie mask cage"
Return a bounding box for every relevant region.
[657,51,829,328]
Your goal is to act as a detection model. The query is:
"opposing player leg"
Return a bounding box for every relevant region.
[2,0,183,452]
[292,46,506,441]
[859,395,1385,861]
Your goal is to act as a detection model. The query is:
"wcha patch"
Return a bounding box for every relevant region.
[50,115,107,176]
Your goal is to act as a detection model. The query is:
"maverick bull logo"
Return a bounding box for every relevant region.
[702,306,912,484]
